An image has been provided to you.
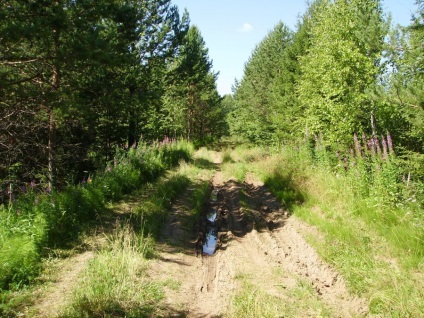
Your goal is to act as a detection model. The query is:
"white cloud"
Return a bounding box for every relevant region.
[237,23,253,33]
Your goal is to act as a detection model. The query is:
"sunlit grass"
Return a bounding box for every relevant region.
[61,225,162,318]
[229,274,331,318]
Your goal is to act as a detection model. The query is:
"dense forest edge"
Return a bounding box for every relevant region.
[1,0,423,317]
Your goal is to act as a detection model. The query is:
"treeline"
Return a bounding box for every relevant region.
[0,0,226,198]
[227,0,423,160]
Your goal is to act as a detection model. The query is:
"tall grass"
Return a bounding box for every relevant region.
[135,172,191,239]
[0,139,194,300]
[61,225,162,318]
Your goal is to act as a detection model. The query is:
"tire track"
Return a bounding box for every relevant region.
[153,165,369,317]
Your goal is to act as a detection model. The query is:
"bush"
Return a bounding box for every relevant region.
[39,184,105,246]
[0,202,45,290]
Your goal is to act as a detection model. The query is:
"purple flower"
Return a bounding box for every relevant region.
[30,180,36,188]
[374,136,382,158]
[362,133,368,154]
[381,136,388,160]
[368,138,375,156]
[354,133,361,157]
[387,132,394,155]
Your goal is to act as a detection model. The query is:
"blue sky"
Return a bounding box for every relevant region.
[171,0,418,96]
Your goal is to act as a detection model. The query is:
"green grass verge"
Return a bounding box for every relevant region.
[60,225,162,318]
[0,140,194,314]
[253,144,423,317]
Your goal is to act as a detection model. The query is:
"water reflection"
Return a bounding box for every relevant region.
[203,227,218,255]
[207,207,217,223]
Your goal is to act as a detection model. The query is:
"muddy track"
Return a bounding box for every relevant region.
[151,170,369,317]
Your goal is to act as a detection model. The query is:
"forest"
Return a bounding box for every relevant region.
[1,0,423,317]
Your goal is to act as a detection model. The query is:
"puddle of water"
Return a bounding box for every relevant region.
[202,187,220,255]
[207,207,217,223]
[211,189,219,202]
[203,227,218,255]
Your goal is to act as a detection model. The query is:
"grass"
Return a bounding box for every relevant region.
[229,272,331,318]
[60,225,162,318]
[0,140,195,315]
[136,172,191,239]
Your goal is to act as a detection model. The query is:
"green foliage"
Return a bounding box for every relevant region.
[297,0,386,146]
[39,185,105,246]
[162,25,225,141]
[383,2,424,153]
[0,140,194,293]
[0,0,192,192]
[229,22,293,144]
[264,170,305,211]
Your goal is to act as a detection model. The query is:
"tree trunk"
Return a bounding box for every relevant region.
[371,110,377,136]
[48,30,61,190]
[128,110,137,148]
[48,108,56,190]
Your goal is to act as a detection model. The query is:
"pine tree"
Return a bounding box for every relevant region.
[230,22,292,143]
[162,25,223,141]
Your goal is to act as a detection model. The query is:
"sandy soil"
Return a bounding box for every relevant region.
[150,168,369,317]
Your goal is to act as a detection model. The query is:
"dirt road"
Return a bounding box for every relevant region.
[150,166,369,317]
[29,151,368,317]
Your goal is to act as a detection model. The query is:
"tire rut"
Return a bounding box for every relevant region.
[153,168,369,317]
